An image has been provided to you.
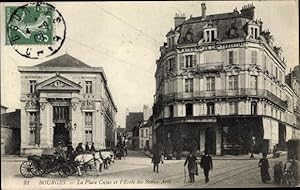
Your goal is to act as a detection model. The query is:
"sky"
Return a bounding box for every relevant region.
[1,1,299,128]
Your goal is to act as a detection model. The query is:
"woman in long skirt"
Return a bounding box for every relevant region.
[258,153,271,183]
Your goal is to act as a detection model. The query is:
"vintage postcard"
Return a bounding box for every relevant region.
[1,1,299,189]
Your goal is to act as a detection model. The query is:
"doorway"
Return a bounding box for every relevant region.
[205,127,216,155]
[53,123,69,147]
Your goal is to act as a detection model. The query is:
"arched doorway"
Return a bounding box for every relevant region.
[205,127,216,155]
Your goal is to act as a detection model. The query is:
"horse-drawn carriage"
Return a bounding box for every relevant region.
[20,148,115,178]
[20,148,76,178]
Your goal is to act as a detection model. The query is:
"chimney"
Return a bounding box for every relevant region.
[240,3,255,19]
[174,13,186,28]
[201,2,206,20]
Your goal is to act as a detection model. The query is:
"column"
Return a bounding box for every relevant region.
[20,101,28,153]
[200,128,205,153]
[39,96,50,148]
[216,126,222,155]
[94,102,101,148]
[71,95,82,148]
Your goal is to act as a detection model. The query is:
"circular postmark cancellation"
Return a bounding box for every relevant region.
[6,2,66,59]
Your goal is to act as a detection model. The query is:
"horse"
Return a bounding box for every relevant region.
[74,152,103,176]
[99,150,115,170]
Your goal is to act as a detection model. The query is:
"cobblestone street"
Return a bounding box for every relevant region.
[1,150,294,189]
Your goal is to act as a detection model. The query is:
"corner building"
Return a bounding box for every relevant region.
[153,3,300,155]
[18,54,117,155]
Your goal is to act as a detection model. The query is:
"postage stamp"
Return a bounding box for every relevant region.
[6,2,66,59]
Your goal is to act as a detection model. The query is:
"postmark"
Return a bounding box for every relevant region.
[6,2,66,59]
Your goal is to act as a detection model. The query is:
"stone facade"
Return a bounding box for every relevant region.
[153,3,300,155]
[18,54,117,155]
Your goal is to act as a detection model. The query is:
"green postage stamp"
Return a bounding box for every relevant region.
[5,2,66,59]
[6,5,53,45]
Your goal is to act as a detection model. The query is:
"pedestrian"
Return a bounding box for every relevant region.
[66,142,74,161]
[274,160,283,185]
[152,152,161,173]
[90,142,96,152]
[85,142,90,153]
[200,150,213,183]
[75,142,84,155]
[161,152,164,164]
[258,153,271,183]
[55,141,66,161]
[184,150,197,183]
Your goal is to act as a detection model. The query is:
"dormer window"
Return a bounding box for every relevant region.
[204,28,217,42]
[248,22,260,39]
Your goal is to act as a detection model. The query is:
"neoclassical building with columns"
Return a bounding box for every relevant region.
[18,54,117,155]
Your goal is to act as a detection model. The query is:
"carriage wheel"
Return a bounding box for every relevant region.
[20,161,36,178]
[69,164,78,175]
[31,163,46,176]
[58,165,71,178]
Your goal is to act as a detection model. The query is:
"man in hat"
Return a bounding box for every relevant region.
[55,141,66,161]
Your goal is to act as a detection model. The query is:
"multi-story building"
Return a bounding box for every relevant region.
[125,112,143,149]
[153,3,300,155]
[18,54,117,155]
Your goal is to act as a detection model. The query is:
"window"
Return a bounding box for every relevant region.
[185,55,193,68]
[141,129,144,137]
[206,77,215,91]
[85,130,92,143]
[251,50,257,64]
[263,103,267,115]
[250,76,258,90]
[29,80,37,94]
[186,103,193,116]
[228,51,237,65]
[229,102,238,114]
[53,106,69,123]
[85,81,93,94]
[185,79,193,93]
[251,102,257,115]
[207,102,215,115]
[211,30,215,41]
[85,112,93,128]
[206,31,210,42]
[228,76,238,90]
[263,55,267,69]
[169,105,174,117]
[168,58,175,71]
[275,67,278,80]
[250,27,259,39]
[29,112,37,144]
[204,29,217,42]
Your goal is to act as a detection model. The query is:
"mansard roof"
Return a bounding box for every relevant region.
[34,54,91,68]
[177,12,250,45]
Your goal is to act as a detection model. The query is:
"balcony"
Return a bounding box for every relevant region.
[162,88,288,109]
[197,62,223,72]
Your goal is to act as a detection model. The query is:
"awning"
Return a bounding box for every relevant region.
[263,118,271,140]
[263,117,278,144]
[286,126,293,141]
[271,119,279,144]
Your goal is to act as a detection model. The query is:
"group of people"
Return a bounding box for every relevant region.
[54,141,97,161]
[184,150,213,183]
[259,153,298,185]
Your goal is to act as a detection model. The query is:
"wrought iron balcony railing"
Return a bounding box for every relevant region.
[162,88,288,109]
[197,62,224,71]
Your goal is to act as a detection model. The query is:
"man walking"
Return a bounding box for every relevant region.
[184,150,197,183]
[200,150,213,183]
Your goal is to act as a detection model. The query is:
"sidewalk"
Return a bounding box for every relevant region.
[1,155,26,162]
[143,151,287,160]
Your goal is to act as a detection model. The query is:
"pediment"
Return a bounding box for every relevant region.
[36,74,81,91]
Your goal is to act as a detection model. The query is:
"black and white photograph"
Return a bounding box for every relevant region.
[1,1,299,189]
